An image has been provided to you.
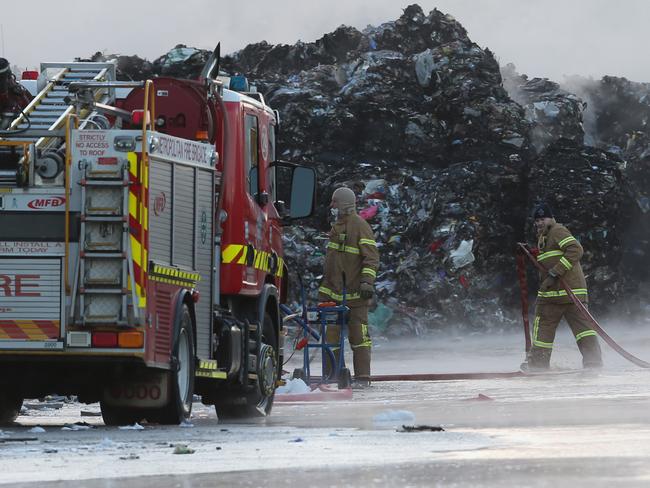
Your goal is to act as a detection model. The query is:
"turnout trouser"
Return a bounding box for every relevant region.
[529,302,603,369]
[325,305,372,380]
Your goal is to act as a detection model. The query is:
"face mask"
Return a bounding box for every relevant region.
[330,208,339,220]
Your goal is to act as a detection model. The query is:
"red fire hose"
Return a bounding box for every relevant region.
[517,242,650,369]
[516,253,532,353]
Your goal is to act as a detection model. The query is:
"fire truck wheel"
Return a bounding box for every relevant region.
[154,303,196,425]
[0,392,23,425]
[215,313,278,419]
[99,404,145,427]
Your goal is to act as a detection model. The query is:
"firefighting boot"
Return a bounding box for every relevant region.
[352,345,371,382]
[521,346,551,372]
[323,326,342,380]
[577,335,603,369]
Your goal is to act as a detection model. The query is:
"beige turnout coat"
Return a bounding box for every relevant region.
[318,213,379,308]
[537,220,588,304]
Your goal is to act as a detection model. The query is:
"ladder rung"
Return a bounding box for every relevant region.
[85,280,121,286]
[32,105,67,111]
[82,216,125,222]
[29,116,60,122]
[80,319,129,326]
[80,288,127,294]
[39,100,68,106]
[81,252,125,258]
[20,123,52,129]
[82,180,126,186]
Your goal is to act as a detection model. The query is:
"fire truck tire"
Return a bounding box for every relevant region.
[0,392,22,425]
[215,313,278,419]
[99,404,145,427]
[154,303,196,425]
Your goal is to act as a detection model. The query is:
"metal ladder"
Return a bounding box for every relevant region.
[74,158,134,326]
[0,62,116,185]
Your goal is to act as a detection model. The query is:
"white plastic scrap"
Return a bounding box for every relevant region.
[450,239,475,269]
[372,409,416,426]
[118,423,144,431]
[28,426,46,434]
[276,378,311,395]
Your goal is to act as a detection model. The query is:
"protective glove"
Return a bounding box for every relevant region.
[359,282,374,300]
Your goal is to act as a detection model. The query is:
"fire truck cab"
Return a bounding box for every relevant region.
[0,59,315,425]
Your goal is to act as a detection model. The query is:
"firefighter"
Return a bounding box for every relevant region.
[0,58,32,130]
[319,187,379,388]
[524,202,603,371]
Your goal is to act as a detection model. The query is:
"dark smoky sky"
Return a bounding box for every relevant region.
[2,0,649,82]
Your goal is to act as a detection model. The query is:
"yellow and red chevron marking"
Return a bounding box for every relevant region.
[128,151,148,307]
[0,320,60,340]
[221,244,284,277]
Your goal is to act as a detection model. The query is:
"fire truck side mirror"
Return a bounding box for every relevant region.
[288,166,316,219]
[272,161,316,221]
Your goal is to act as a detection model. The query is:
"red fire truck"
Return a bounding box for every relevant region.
[0,55,315,425]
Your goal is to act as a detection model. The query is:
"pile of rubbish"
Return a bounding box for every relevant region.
[501,64,586,153]
[84,3,650,334]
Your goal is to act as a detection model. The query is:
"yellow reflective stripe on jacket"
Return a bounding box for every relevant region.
[532,316,553,349]
[318,286,361,301]
[560,257,573,270]
[538,250,563,261]
[575,330,597,341]
[359,238,377,247]
[361,267,377,278]
[559,236,577,248]
[537,288,588,298]
[326,242,360,255]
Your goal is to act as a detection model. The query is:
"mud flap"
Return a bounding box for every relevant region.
[102,371,169,408]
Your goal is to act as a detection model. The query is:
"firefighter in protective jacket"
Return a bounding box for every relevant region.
[526,203,603,370]
[319,187,379,387]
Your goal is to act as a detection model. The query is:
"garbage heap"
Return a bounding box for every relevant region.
[501,64,586,153]
[84,4,646,335]
[564,75,650,314]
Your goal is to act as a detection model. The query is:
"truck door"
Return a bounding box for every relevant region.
[243,111,262,287]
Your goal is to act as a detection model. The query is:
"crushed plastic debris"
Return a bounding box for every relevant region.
[465,393,494,401]
[98,437,115,448]
[118,423,144,431]
[276,378,311,395]
[61,422,93,431]
[119,453,140,460]
[28,426,45,433]
[172,444,195,455]
[398,425,445,432]
[373,410,416,426]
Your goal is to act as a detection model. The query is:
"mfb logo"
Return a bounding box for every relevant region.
[153,192,167,216]
[27,196,66,209]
